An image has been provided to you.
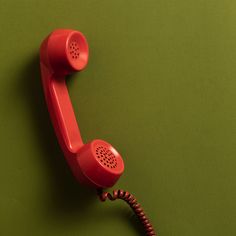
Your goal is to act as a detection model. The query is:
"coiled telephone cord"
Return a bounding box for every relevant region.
[97,189,157,236]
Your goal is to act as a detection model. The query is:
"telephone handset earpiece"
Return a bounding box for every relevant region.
[40,29,124,189]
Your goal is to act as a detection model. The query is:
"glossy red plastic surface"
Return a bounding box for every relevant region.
[40,29,124,188]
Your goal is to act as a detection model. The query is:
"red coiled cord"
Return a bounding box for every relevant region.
[97,189,157,236]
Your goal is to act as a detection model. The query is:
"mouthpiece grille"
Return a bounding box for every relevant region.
[95,145,118,169]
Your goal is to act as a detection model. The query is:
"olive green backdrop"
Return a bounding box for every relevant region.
[0,0,236,235]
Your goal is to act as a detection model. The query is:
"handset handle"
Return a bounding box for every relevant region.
[40,62,84,157]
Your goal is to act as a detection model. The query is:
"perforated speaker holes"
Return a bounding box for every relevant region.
[95,146,117,169]
[69,41,80,59]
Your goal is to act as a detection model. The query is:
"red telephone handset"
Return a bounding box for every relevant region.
[40,29,156,236]
[40,29,124,189]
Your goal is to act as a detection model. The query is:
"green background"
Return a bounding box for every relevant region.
[0,0,236,235]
